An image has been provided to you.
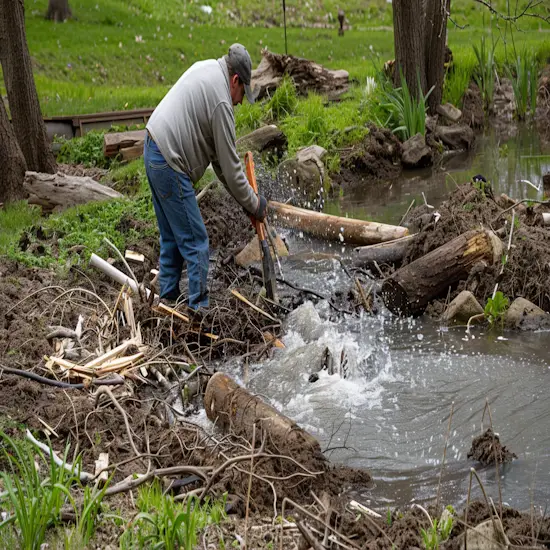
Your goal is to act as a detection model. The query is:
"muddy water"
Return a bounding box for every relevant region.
[247,125,550,512]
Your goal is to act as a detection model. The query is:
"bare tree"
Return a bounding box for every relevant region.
[0,0,56,175]
[46,0,72,22]
[0,97,27,204]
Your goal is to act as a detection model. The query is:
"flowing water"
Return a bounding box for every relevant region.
[245,124,550,512]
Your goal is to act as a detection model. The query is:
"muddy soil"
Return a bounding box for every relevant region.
[467,428,517,465]
[403,181,550,313]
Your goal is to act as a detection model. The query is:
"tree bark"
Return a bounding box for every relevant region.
[0,98,27,203]
[353,235,416,270]
[269,201,409,245]
[392,0,426,98]
[425,0,450,113]
[1,0,57,174]
[46,0,72,22]
[204,372,321,456]
[381,229,502,317]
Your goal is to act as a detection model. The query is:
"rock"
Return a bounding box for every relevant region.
[435,125,474,150]
[285,301,325,342]
[543,173,550,197]
[436,102,462,123]
[277,146,327,207]
[401,133,432,168]
[504,297,550,330]
[492,77,515,120]
[442,291,484,325]
[462,517,509,550]
[235,125,287,159]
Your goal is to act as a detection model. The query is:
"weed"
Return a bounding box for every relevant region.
[264,75,298,121]
[507,49,539,119]
[484,291,509,328]
[120,481,226,549]
[0,201,42,256]
[473,35,498,111]
[235,101,264,134]
[463,202,474,212]
[56,131,111,168]
[443,64,473,108]
[381,70,434,141]
[386,507,392,526]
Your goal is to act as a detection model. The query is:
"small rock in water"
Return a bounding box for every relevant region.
[309,373,319,383]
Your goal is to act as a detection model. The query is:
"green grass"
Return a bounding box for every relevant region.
[0,202,42,256]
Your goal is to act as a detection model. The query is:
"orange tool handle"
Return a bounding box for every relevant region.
[244,152,266,241]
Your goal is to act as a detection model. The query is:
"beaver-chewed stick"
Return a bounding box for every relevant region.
[204,372,321,454]
[381,229,503,317]
[353,235,415,268]
[268,201,409,245]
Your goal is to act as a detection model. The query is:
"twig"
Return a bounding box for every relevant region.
[354,278,372,313]
[296,521,325,550]
[398,198,416,226]
[493,198,550,222]
[0,364,124,389]
[231,289,279,322]
[94,386,141,458]
[244,424,255,549]
[25,429,94,483]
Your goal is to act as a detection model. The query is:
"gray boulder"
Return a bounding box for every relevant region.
[436,102,462,123]
[435,125,474,150]
[442,291,484,325]
[504,297,550,330]
[401,133,433,168]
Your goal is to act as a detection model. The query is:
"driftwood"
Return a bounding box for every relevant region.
[353,235,415,269]
[204,372,321,454]
[103,130,146,158]
[235,125,287,156]
[251,49,349,101]
[24,171,123,212]
[269,201,409,245]
[381,229,503,317]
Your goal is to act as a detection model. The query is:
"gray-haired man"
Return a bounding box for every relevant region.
[144,44,267,310]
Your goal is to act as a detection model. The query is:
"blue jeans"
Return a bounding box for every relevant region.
[144,133,209,310]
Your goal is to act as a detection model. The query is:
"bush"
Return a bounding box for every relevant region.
[264,75,298,121]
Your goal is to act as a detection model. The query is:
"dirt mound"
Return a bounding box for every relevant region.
[404,181,550,312]
[336,125,402,188]
[467,428,517,465]
[462,82,485,129]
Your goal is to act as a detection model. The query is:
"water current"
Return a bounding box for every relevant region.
[242,124,550,512]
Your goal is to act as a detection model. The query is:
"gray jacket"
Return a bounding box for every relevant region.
[146,57,258,215]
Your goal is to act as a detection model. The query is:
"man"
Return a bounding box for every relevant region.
[144,44,267,311]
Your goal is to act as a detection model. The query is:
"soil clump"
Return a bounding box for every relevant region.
[467,428,518,465]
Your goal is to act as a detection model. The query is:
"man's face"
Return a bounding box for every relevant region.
[230,74,245,106]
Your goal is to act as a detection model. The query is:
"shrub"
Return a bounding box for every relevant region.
[56,130,111,168]
[264,75,298,121]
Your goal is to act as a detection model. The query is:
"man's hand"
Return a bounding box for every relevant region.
[252,194,267,223]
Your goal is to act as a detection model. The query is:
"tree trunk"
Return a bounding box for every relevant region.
[425,0,450,113]
[353,235,416,270]
[392,0,426,98]
[0,98,27,203]
[381,229,503,317]
[1,0,57,174]
[46,0,71,22]
[269,201,409,245]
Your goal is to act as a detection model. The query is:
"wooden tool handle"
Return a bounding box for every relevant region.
[244,151,265,240]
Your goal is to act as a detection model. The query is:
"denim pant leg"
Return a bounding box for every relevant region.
[144,136,184,300]
[144,136,209,309]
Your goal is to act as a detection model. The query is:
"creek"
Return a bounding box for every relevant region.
[245,124,550,512]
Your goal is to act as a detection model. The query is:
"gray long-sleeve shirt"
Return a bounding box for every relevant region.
[146,57,258,215]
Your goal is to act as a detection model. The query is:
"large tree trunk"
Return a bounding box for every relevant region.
[0,98,27,203]
[392,0,426,99]
[381,229,502,317]
[425,0,450,113]
[46,0,72,22]
[1,0,57,174]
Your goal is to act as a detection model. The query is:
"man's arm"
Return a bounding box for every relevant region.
[211,102,259,215]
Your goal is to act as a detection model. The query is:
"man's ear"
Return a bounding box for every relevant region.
[231,74,239,86]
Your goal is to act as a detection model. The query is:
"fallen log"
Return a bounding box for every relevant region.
[103,129,146,158]
[353,235,415,269]
[381,229,503,317]
[24,171,123,212]
[204,372,320,454]
[269,201,409,245]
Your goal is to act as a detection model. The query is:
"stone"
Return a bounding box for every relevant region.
[401,133,432,168]
[277,146,327,207]
[462,517,509,550]
[436,102,463,123]
[435,125,475,150]
[442,291,484,325]
[504,297,550,330]
[235,125,287,159]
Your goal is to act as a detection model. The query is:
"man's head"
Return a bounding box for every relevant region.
[226,43,256,106]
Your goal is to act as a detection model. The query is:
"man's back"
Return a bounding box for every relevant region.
[147,58,231,183]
